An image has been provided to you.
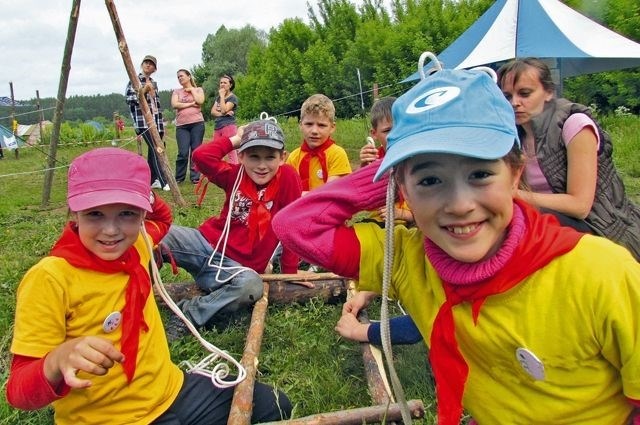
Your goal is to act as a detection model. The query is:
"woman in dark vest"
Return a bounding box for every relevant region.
[497,58,639,260]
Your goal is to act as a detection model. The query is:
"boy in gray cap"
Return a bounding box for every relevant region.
[161,120,303,331]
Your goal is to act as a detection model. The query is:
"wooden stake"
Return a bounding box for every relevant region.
[104,0,186,206]
[227,283,270,425]
[345,282,395,407]
[260,399,425,425]
[41,0,81,207]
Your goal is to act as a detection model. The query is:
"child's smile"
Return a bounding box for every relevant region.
[400,153,521,262]
[74,203,144,261]
[239,146,284,186]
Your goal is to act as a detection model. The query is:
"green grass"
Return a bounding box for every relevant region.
[1,115,638,424]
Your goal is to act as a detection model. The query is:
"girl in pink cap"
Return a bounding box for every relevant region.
[6,147,291,424]
[273,69,640,425]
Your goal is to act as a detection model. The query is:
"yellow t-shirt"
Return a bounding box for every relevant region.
[355,224,640,424]
[11,235,184,425]
[287,143,352,190]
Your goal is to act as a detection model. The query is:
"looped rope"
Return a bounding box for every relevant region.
[418,51,443,80]
[259,111,278,123]
[142,226,247,388]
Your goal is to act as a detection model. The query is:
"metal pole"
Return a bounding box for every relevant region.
[36,90,45,145]
[9,81,18,158]
[356,68,365,113]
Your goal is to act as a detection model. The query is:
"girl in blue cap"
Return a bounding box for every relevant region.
[273,69,640,424]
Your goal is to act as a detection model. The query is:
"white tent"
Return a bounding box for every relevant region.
[404,0,640,82]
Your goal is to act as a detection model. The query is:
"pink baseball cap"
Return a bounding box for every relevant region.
[67,148,153,212]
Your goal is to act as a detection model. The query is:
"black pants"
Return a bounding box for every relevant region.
[175,121,205,182]
[153,372,292,424]
[136,128,167,185]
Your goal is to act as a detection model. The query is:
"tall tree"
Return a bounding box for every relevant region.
[237,19,316,119]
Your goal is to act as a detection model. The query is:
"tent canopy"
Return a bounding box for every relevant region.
[404,0,640,82]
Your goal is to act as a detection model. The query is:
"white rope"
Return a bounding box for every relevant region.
[380,171,413,424]
[206,166,254,283]
[142,225,247,388]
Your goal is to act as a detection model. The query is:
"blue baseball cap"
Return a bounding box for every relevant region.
[374,69,519,181]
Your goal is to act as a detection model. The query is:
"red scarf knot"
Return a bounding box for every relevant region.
[238,168,281,247]
[299,138,335,191]
[427,201,582,424]
[50,223,151,383]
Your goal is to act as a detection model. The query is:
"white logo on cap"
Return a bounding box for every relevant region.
[406,86,460,114]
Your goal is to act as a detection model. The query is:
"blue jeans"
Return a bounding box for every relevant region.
[161,225,264,327]
[175,121,205,182]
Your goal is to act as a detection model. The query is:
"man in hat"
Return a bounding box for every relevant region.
[125,54,169,191]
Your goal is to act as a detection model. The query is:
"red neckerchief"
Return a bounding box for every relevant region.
[377,145,386,158]
[299,138,335,191]
[50,223,150,383]
[238,168,281,247]
[429,200,583,424]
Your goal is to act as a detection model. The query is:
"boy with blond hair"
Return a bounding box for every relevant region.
[287,94,351,193]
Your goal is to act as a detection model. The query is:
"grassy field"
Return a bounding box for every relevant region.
[0,115,638,424]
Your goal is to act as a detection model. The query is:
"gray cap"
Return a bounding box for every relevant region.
[142,55,157,69]
[238,120,285,152]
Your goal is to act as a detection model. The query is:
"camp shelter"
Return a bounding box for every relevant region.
[0,123,25,150]
[17,121,52,145]
[403,0,640,83]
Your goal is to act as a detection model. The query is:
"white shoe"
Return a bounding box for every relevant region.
[162,184,170,191]
[151,179,162,189]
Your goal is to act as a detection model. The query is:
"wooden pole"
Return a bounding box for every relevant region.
[104,0,186,207]
[345,282,395,407]
[227,284,270,425]
[259,399,425,425]
[41,0,81,207]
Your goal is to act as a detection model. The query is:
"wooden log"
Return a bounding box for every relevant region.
[260,272,343,282]
[156,279,349,306]
[227,284,270,425]
[345,283,395,407]
[259,399,425,425]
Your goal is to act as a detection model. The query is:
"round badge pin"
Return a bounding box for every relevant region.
[515,347,545,381]
[103,311,122,333]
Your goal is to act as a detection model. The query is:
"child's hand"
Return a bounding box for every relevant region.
[44,336,124,389]
[230,125,245,148]
[335,312,370,342]
[359,143,378,166]
[342,290,377,316]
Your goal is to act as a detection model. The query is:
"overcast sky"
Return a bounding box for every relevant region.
[1,1,386,101]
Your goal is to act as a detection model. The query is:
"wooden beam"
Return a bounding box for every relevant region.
[157,278,349,306]
[227,284,270,425]
[259,399,425,425]
[104,0,186,206]
[259,272,343,282]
